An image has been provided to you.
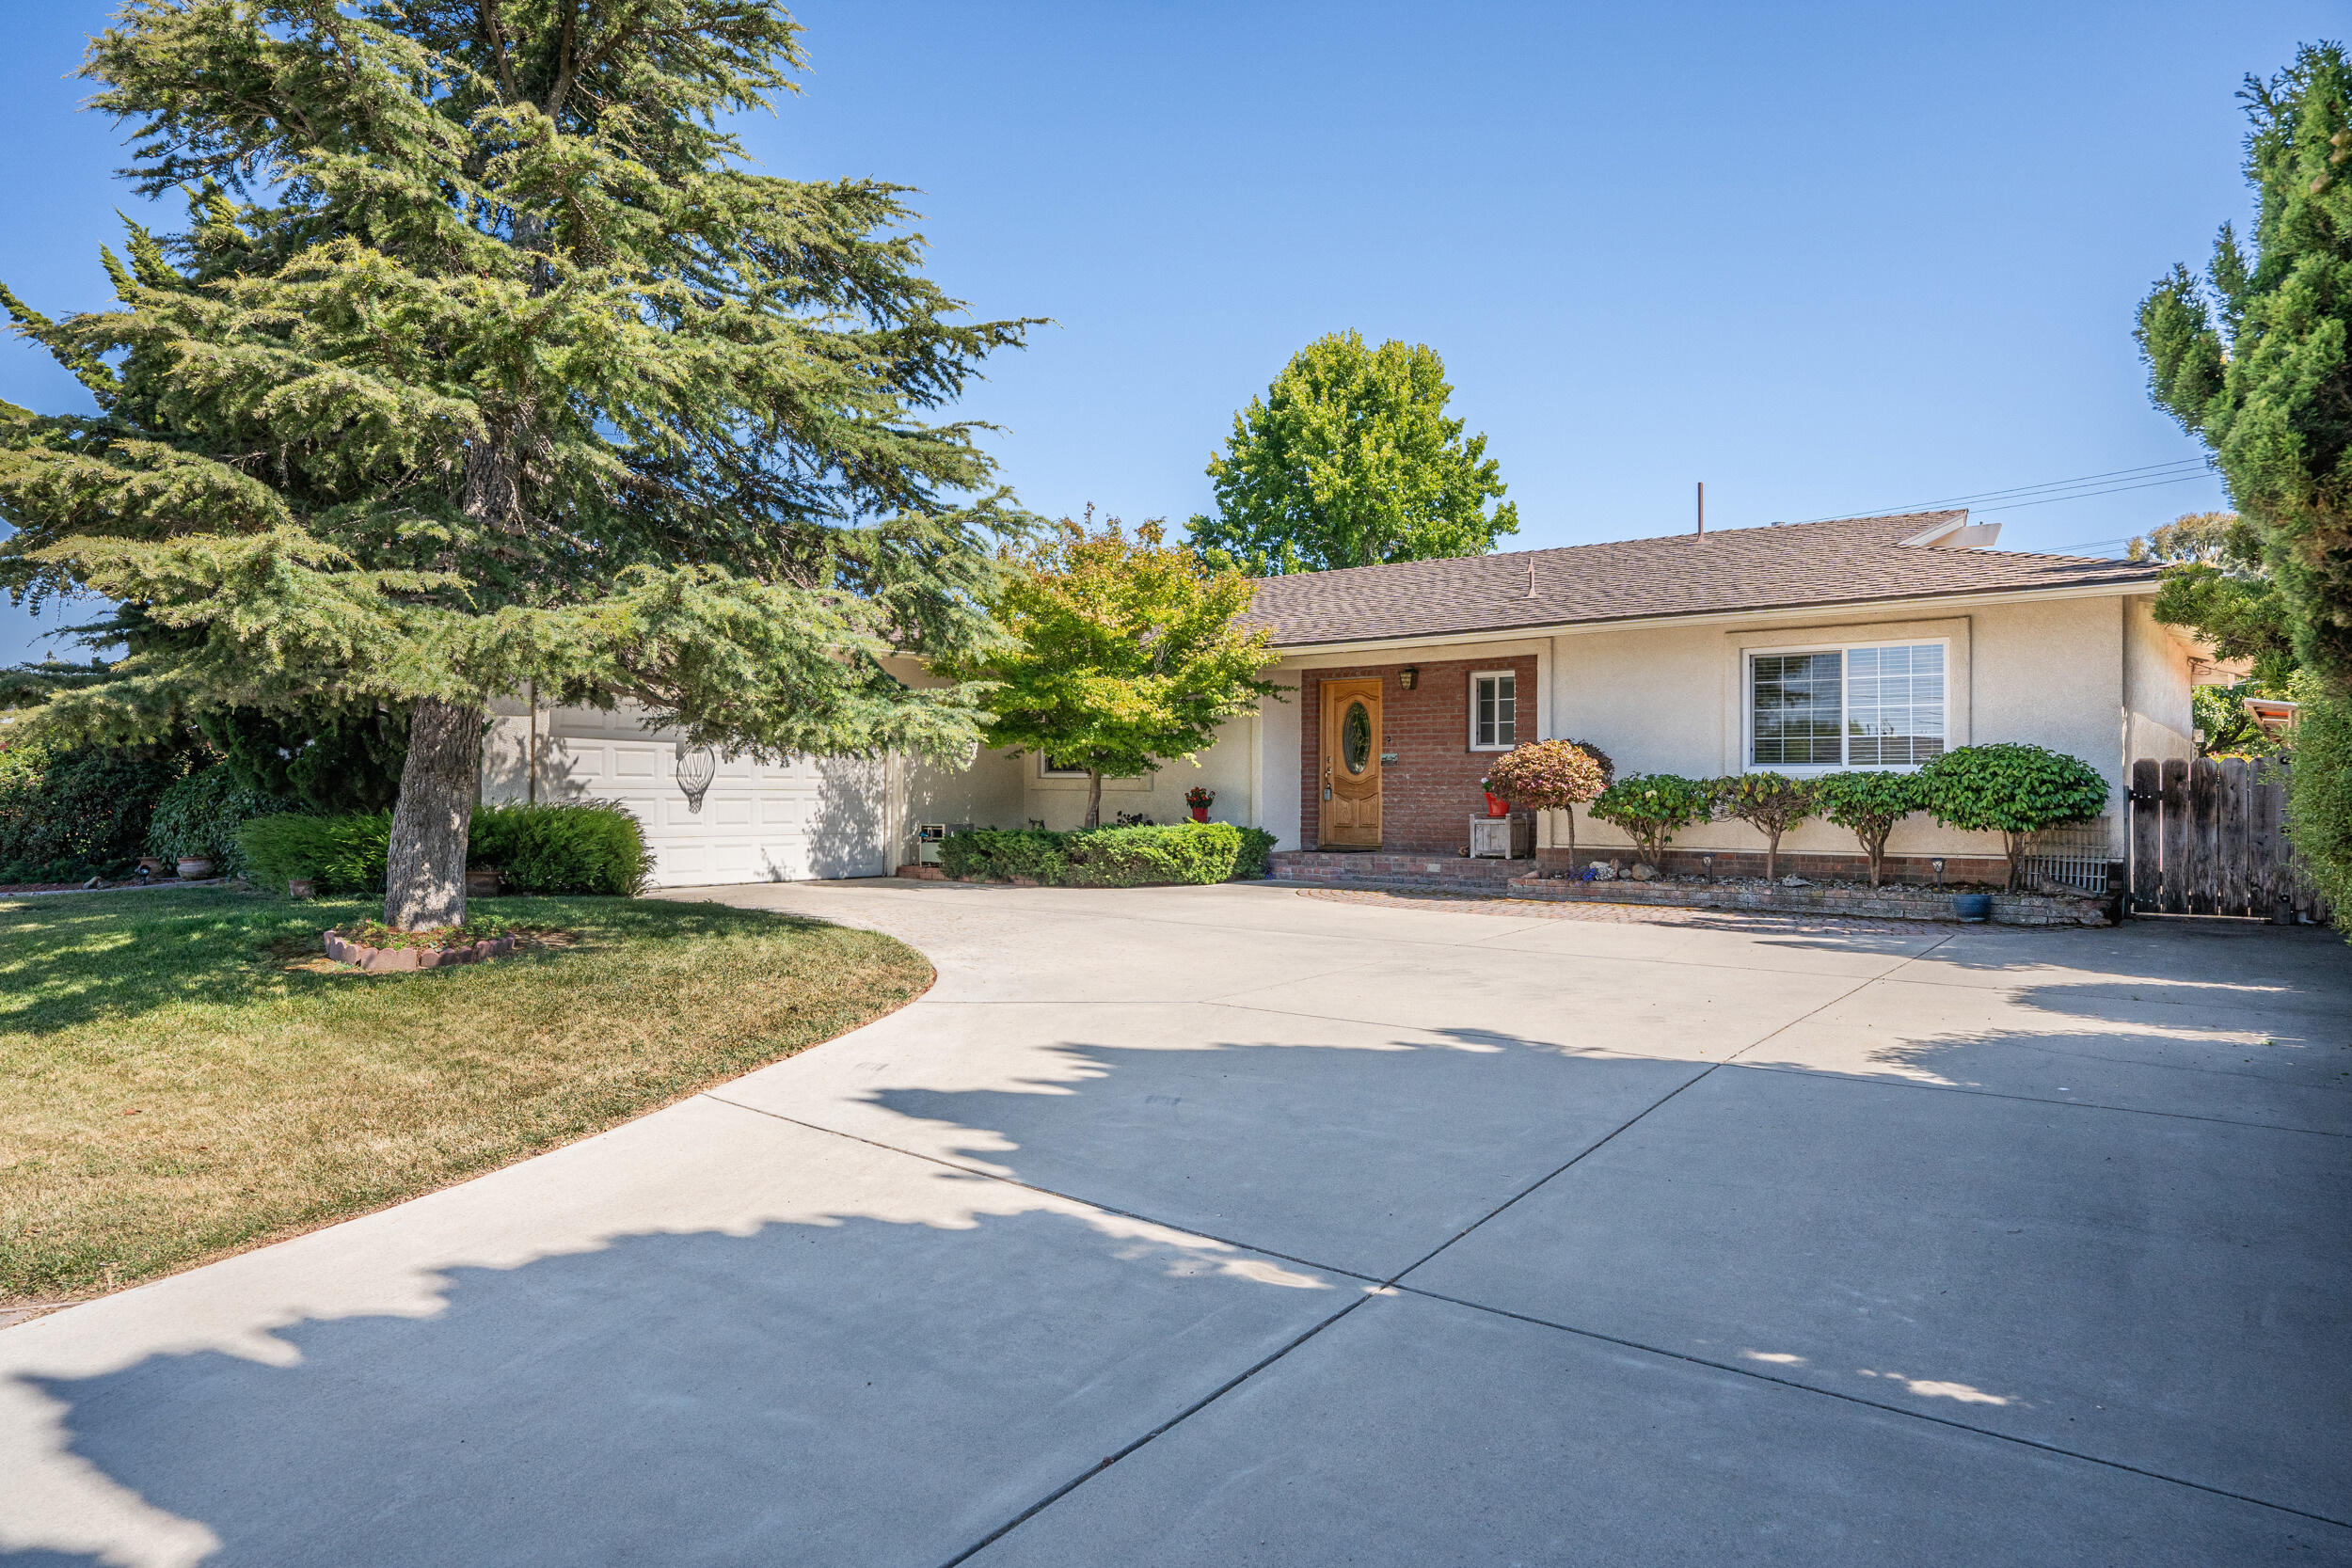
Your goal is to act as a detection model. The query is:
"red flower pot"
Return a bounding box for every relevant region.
[1189,805,1210,822]
[1484,792,1510,818]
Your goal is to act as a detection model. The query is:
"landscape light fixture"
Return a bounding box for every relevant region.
[1931,857,1946,888]
[1700,853,1715,883]
[1398,667,1420,690]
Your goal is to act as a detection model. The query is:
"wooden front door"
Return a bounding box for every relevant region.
[1318,677,1382,847]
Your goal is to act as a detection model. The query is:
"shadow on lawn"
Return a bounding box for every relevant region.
[0,890,840,1036]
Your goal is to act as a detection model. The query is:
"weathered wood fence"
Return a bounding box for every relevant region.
[2127,757,2330,922]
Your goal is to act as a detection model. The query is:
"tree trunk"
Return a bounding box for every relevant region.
[385,698,485,929]
[2004,831,2026,892]
[1085,769,1104,830]
[1764,830,1780,884]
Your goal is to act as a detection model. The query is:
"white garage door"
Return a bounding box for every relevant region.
[487,702,892,888]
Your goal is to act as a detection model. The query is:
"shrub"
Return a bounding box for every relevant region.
[1232,827,1278,881]
[1712,772,1817,883]
[146,763,294,873]
[1812,770,1923,888]
[238,812,392,894]
[238,802,654,897]
[2285,685,2352,936]
[938,821,1250,886]
[1915,743,2109,890]
[1486,739,1613,862]
[0,742,195,882]
[470,801,653,895]
[1588,773,1714,866]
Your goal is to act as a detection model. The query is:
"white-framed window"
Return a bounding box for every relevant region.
[1747,640,1947,771]
[1040,753,1089,778]
[1470,671,1518,750]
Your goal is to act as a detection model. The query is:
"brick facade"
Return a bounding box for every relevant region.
[1298,655,1538,852]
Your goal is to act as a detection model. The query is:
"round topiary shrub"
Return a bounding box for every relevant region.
[1915,743,2108,889]
[1589,772,1715,868]
[1812,769,1923,888]
[1483,740,1612,859]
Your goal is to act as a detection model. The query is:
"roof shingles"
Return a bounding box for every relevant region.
[1243,512,2161,648]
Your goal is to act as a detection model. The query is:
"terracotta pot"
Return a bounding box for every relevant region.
[175,857,215,880]
[1189,805,1209,823]
[1484,793,1510,818]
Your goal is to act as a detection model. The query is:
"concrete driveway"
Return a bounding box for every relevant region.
[4,882,2348,1566]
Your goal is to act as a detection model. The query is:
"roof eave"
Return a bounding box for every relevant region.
[1261,574,2164,656]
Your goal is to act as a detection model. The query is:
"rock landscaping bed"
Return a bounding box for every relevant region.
[1503,868,2115,926]
[1294,886,1944,937]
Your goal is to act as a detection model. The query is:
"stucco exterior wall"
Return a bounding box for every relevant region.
[2125,594,2198,768]
[1017,711,1263,831]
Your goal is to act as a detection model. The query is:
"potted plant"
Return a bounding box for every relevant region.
[1478,774,1510,817]
[1184,785,1215,823]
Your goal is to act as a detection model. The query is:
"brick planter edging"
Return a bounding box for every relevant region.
[325,930,519,972]
[1499,875,2111,927]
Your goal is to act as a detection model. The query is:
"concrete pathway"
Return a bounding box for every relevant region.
[2,882,2347,1565]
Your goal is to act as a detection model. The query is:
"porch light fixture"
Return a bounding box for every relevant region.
[1398,667,1420,690]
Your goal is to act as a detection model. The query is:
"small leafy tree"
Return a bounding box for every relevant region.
[1189,330,1518,574]
[1813,770,1922,888]
[1588,773,1713,868]
[1482,739,1609,861]
[938,517,1280,829]
[1713,772,1817,883]
[1915,744,2109,890]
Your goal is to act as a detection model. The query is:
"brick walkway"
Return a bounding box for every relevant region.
[1293,885,1974,939]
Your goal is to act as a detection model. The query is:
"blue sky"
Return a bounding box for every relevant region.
[0,0,2336,662]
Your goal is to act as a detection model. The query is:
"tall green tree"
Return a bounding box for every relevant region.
[0,0,1028,927]
[1189,330,1518,575]
[2137,43,2352,918]
[940,515,1279,829]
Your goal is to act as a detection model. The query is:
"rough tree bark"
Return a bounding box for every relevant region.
[1085,768,1104,830]
[384,697,485,929]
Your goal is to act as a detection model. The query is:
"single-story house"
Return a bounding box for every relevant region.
[478,510,2196,887]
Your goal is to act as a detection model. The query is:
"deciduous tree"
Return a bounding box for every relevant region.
[0,0,1028,927]
[938,516,1279,829]
[1189,331,1518,575]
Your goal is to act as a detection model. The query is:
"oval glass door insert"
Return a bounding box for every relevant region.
[1342,700,1373,775]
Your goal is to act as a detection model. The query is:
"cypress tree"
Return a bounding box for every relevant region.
[0,0,1029,927]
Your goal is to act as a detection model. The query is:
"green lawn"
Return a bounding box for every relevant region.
[0,888,932,1306]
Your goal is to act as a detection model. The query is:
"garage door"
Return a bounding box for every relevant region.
[485,702,892,888]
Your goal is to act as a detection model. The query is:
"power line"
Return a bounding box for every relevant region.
[1971,471,2215,514]
[1796,457,2217,524]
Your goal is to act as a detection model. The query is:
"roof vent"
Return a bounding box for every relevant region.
[1899,516,2003,549]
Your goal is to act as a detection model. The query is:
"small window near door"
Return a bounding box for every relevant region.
[1470,672,1517,750]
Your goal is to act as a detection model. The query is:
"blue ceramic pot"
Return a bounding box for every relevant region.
[1952,893,1993,923]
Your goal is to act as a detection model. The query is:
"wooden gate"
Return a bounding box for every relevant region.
[2126,757,2331,921]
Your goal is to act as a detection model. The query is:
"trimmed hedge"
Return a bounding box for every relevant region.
[940,821,1264,886]
[238,801,653,896]
[470,800,654,895]
[238,812,392,895]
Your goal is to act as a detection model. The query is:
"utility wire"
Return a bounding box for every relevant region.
[1796,457,2217,524]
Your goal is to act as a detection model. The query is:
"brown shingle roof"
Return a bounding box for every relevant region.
[1243,511,2162,648]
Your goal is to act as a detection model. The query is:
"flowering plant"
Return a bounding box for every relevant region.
[1184,784,1216,809]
